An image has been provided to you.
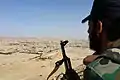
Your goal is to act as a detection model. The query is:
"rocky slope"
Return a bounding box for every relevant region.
[0,38,93,80]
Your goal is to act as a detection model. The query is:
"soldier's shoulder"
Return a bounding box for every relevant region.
[87,48,120,80]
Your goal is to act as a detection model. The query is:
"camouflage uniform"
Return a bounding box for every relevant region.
[84,40,120,80]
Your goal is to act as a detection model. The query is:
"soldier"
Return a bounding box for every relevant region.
[82,0,120,80]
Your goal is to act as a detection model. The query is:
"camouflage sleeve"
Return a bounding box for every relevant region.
[84,56,120,80]
[83,67,103,80]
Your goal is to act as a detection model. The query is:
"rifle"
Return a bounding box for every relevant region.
[47,40,80,80]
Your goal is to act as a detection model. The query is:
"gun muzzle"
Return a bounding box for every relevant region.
[60,40,69,46]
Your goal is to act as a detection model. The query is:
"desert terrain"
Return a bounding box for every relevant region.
[0,37,93,80]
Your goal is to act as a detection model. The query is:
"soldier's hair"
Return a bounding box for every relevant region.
[102,18,120,41]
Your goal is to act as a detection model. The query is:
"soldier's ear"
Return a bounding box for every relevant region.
[96,20,103,34]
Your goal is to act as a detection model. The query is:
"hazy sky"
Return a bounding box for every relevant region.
[0,0,93,39]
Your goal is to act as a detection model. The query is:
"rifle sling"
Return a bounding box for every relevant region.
[47,59,64,80]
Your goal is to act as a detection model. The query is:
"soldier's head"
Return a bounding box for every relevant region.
[82,0,120,53]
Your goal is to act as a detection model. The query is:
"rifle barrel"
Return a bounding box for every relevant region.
[60,40,72,71]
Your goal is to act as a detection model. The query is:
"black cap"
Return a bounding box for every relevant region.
[82,0,120,23]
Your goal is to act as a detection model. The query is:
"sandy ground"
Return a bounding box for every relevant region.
[0,38,93,80]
